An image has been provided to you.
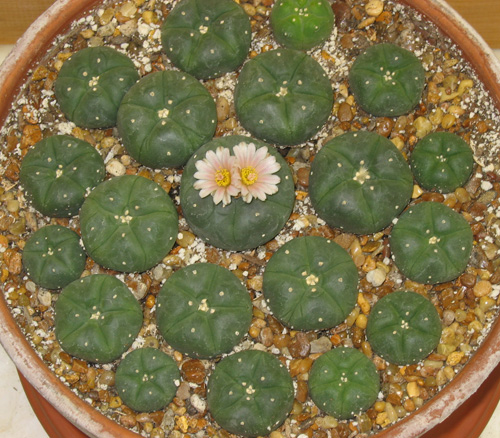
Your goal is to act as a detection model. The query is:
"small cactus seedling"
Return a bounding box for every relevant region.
[389,201,473,284]
[366,291,442,365]
[156,263,252,358]
[263,236,358,330]
[117,70,217,168]
[234,48,333,145]
[207,350,294,437]
[308,347,380,420]
[271,0,335,51]
[54,47,139,128]
[180,136,295,251]
[410,132,474,193]
[349,43,425,117]
[115,348,181,412]
[80,175,178,273]
[309,131,413,234]
[20,135,105,217]
[161,0,251,80]
[55,274,143,363]
[22,225,86,290]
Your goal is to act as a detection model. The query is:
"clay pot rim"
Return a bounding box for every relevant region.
[1,1,500,437]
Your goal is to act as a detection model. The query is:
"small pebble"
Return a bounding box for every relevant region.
[106,159,126,176]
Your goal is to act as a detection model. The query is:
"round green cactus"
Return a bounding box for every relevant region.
[349,43,425,116]
[19,135,105,217]
[309,131,413,234]
[161,0,251,80]
[234,48,333,145]
[156,263,252,359]
[115,348,180,412]
[207,350,294,437]
[54,274,143,363]
[22,225,86,290]
[54,47,139,128]
[389,201,473,284]
[308,347,380,420]
[410,132,474,193]
[117,70,217,169]
[80,175,178,273]
[270,0,335,51]
[263,236,358,330]
[366,291,442,365]
[180,136,295,251]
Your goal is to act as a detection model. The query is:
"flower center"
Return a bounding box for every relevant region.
[241,166,258,186]
[215,168,231,187]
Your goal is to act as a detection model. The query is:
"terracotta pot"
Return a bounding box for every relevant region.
[1,1,500,437]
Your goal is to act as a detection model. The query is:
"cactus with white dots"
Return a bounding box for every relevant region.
[79,175,178,273]
[156,263,252,359]
[20,135,105,217]
[54,47,139,128]
[207,350,294,437]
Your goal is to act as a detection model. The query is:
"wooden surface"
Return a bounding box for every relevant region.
[0,0,499,46]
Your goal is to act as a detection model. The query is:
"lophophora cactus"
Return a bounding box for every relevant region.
[271,0,335,51]
[309,131,413,234]
[349,43,426,117]
[20,135,105,217]
[156,263,252,359]
[308,347,380,420]
[54,47,139,128]
[115,348,181,412]
[161,0,251,80]
[263,236,358,330]
[180,135,295,251]
[234,48,333,145]
[117,70,217,169]
[410,132,474,193]
[366,290,442,365]
[55,274,143,363]
[22,225,86,290]
[80,175,178,273]
[207,350,294,437]
[389,201,473,284]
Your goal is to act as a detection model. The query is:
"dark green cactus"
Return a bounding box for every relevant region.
[234,48,333,145]
[54,274,143,363]
[115,348,180,412]
[117,70,217,169]
[309,131,413,234]
[389,201,473,284]
[80,175,178,273]
[180,136,295,251]
[349,43,425,116]
[410,132,474,193]
[161,0,251,80]
[366,291,442,365]
[308,347,380,420]
[22,225,86,290]
[207,350,294,437]
[270,0,335,51]
[156,263,252,359]
[263,236,358,330]
[19,135,105,217]
[54,47,139,128]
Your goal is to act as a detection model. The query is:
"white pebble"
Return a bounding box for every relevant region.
[106,159,126,176]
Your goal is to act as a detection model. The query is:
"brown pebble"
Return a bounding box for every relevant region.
[338,102,353,122]
[473,280,492,297]
[460,273,476,288]
[376,117,395,137]
[181,359,206,384]
[296,166,310,188]
[296,380,308,403]
[288,332,311,358]
[331,2,351,27]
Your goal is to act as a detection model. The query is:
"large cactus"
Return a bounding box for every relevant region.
[156,263,252,359]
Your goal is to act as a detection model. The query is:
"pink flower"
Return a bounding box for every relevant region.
[193,147,239,206]
[233,142,281,203]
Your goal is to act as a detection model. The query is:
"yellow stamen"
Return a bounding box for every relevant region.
[215,168,231,187]
[241,166,258,186]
